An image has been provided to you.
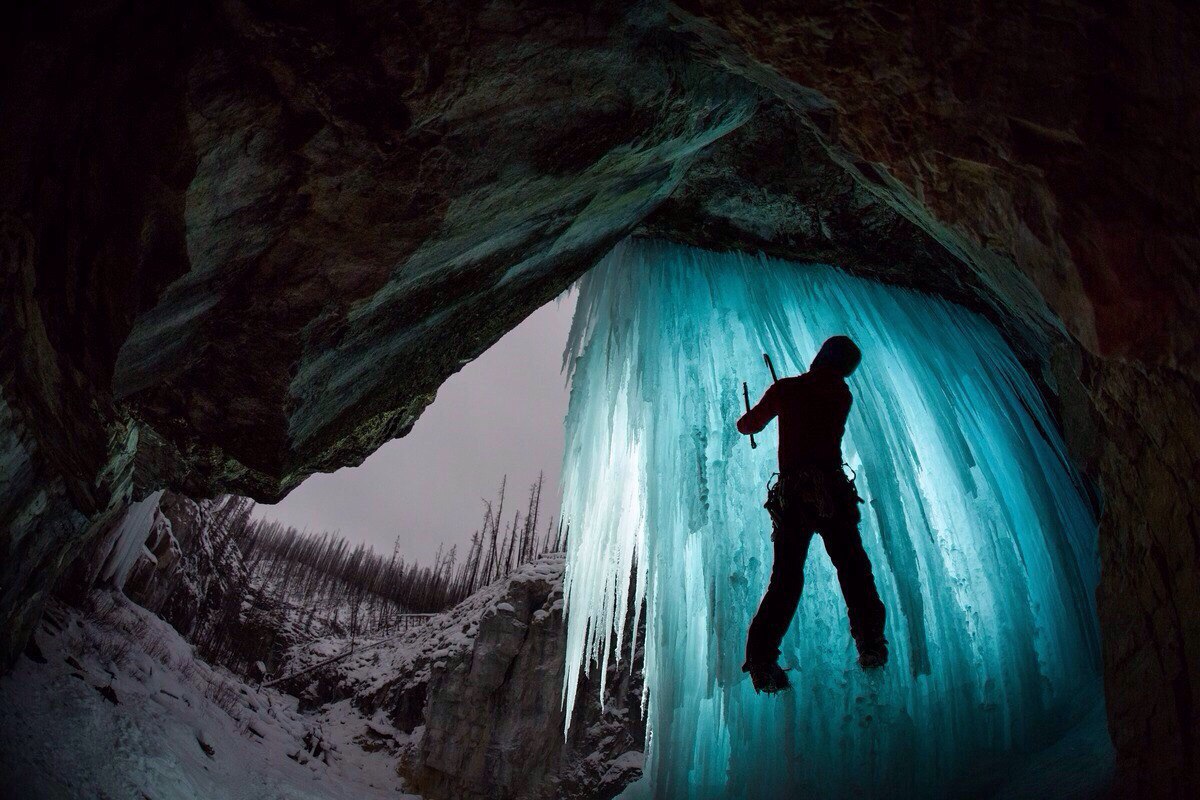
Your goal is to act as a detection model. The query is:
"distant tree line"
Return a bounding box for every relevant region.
[236,473,567,638]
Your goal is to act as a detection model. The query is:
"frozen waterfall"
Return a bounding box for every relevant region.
[559,238,1109,799]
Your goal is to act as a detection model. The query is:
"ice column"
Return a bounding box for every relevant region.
[560,239,1107,799]
[97,489,166,591]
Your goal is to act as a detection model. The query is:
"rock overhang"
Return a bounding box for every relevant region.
[100,2,1061,505]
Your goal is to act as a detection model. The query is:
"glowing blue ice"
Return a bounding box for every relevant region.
[560,239,1108,798]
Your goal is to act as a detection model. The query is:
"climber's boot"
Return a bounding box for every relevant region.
[856,635,889,670]
[745,661,791,694]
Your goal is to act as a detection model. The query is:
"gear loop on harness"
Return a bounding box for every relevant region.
[764,464,864,542]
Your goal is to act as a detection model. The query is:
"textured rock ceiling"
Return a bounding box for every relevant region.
[2,1,1198,797]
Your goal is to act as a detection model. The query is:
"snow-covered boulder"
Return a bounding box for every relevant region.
[279,554,646,800]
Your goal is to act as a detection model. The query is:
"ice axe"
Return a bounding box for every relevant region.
[743,354,779,450]
[742,381,757,449]
[763,352,779,384]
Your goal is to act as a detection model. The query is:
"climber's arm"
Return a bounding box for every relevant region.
[737,383,779,435]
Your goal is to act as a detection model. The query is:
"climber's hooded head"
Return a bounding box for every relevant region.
[810,335,862,377]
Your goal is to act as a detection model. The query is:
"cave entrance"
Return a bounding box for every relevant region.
[559,238,1113,799]
[253,288,576,571]
[106,287,578,670]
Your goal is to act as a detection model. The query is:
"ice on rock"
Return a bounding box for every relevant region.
[96,489,165,591]
[560,239,1109,798]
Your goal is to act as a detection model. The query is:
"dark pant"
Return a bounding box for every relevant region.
[745,470,886,667]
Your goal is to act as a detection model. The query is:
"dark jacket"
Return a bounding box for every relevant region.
[736,366,851,471]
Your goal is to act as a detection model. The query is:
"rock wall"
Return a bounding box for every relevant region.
[1,0,196,665]
[409,558,644,800]
[280,557,645,800]
[2,1,1199,795]
[1059,352,1200,796]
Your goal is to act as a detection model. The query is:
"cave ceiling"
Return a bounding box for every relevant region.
[7,0,1099,504]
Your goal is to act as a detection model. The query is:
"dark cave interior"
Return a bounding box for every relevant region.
[2,2,1198,798]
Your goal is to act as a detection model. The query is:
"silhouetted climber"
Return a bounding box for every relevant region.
[737,335,888,694]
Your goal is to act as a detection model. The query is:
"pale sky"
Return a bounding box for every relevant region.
[253,289,577,566]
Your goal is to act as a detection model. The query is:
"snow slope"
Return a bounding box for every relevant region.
[1,554,642,800]
[0,591,419,800]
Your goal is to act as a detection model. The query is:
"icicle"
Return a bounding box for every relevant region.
[560,239,1109,798]
[97,490,166,591]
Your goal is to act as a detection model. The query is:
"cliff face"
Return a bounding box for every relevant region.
[407,558,644,800]
[2,1,1198,795]
[278,556,645,800]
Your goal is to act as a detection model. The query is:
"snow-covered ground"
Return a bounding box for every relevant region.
[0,591,421,800]
[0,555,639,800]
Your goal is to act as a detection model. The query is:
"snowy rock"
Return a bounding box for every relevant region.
[280,556,645,800]
[408,558,644,800]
